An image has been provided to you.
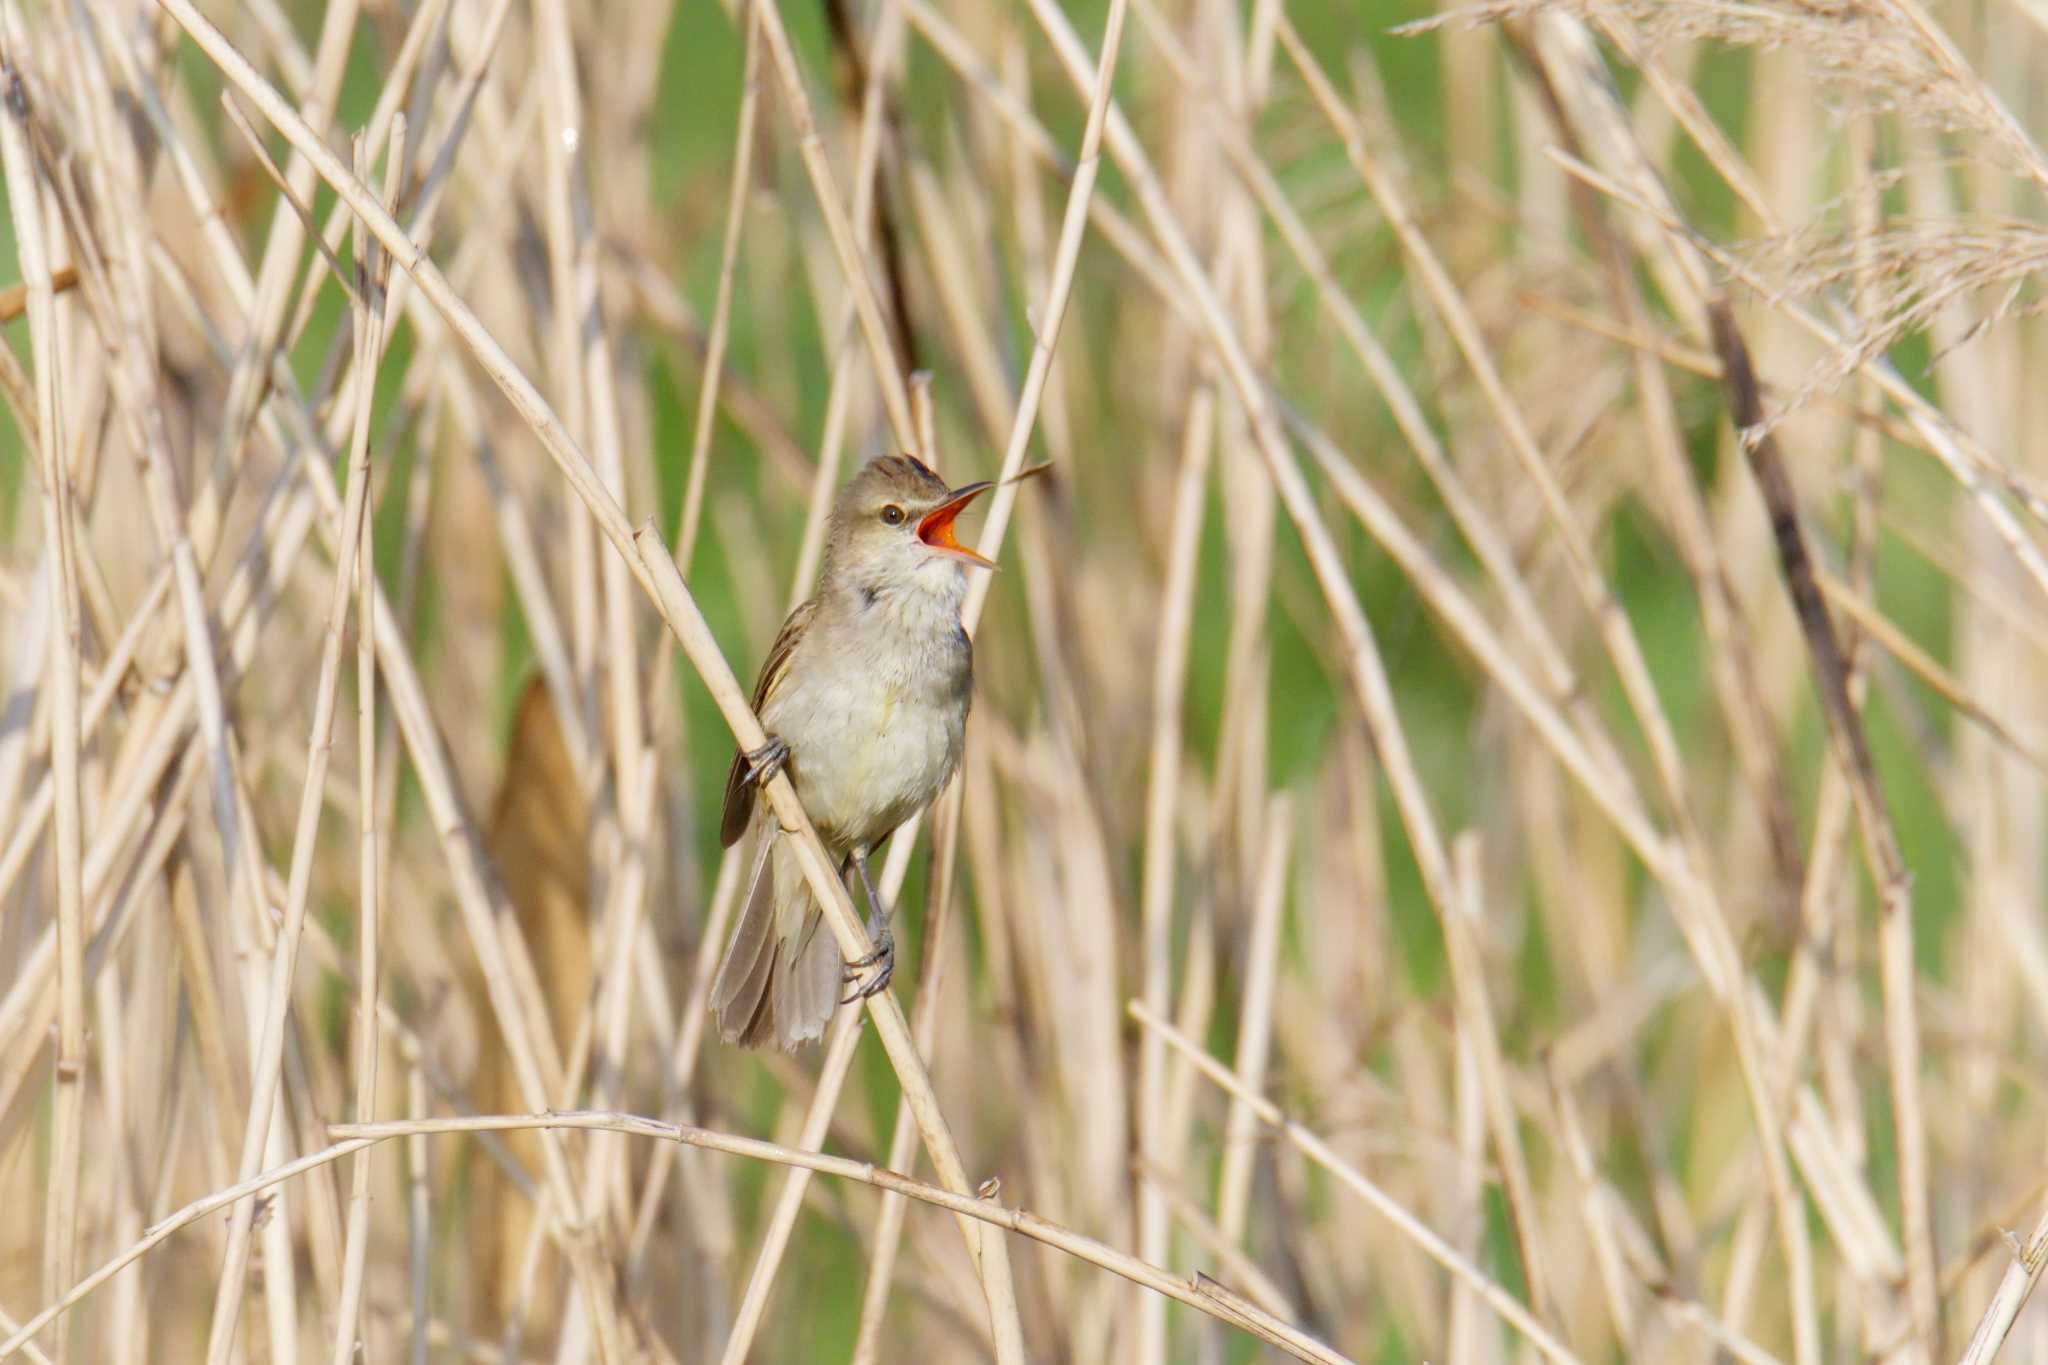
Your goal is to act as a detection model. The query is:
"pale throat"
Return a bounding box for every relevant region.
[844,554,967,636]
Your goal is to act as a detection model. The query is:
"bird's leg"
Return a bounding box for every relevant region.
[742,734,790,787]
[841,847,895,1001]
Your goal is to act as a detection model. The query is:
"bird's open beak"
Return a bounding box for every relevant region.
[917,482,996,568]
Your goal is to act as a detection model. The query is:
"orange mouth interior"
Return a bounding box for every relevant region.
[916,484,994,566]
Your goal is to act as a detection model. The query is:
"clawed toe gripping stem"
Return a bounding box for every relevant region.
[743,735,789,788]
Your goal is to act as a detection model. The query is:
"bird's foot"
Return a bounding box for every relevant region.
[742,735,790,788]
[841,917,895,1002]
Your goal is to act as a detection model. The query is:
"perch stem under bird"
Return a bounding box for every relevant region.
[710,453,1046,1050]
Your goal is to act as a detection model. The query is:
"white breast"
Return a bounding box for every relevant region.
[761,575,972,852]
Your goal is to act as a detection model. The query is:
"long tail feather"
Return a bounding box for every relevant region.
[710,828,842,1049]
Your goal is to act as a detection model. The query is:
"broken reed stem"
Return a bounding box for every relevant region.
[0,262,76,323]
[1707,300,1940,1359]
[1956,1194,2048,1365]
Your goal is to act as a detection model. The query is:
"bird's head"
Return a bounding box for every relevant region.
[821,454,994,599]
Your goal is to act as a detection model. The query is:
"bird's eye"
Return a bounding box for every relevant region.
[880,505,906,525]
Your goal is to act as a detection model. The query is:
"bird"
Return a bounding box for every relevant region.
[710,453,994,1049]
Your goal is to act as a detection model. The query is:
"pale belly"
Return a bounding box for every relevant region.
[762,628,969,853]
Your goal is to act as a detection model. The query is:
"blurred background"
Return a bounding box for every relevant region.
[1,0,2046,1360]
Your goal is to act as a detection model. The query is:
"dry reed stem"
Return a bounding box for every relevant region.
[1519,289,1948,456]
[715,1003,868,1365]
[1215,796,1291,1242]
[1134,0,1616,794]
[631,520,1023,1339]
[622,840,748,1279]
[326,122,403,1365]
[1546,54,1806,898]
[686,0,1131,1347]
[1548,1068,1641,1351]
[712,375,987,1362]
[722,387,937,1365]
[1,1,2039,1359]
[967,2,1614,1336]
[1551,141,2048,604]
[1540,82,1941,1358]
[998,58,1579,1341]
[1431,34,1840,1361]
[899,0,1186,316]
[752,0,914,450]
[1534,95,2043,1342]
[957,0,1127,635]
[1287,7,1782,1010]
[29,47,292,1345]
[532,0,653,1313]
[673,2,761,573]
[151,4,1019,1349]
[1132,377,1214,1362]
[1813,567,2048,776]
[275,0,459,351]
[1132,1002,1585,1365]
[1708,300,1940,1359]
[1513,36,1842,1355]
[388,1111,1350,1363]
[0,452,321,1130]
[1138,1159,1296,1322]
[191,0,355,579]
[1275,14,1698,839]
[172,190,627,1365]
[0,1306,52,1365]
[0,24,84,1358]
[1956,1195,2048,1365]
[5,1098,1348,1364]
[782,0,902,607]
[848,776,966,1362]
[0,263,74,325]
[987,34,1646,1334]
[197,121,392,1364]
[217,96,362,318]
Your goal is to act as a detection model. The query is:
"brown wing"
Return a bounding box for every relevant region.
[720,595,818,848]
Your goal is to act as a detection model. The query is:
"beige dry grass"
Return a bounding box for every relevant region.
[1,0,2047,1362]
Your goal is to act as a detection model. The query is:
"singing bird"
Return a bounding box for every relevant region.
[711,454,994,1049]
